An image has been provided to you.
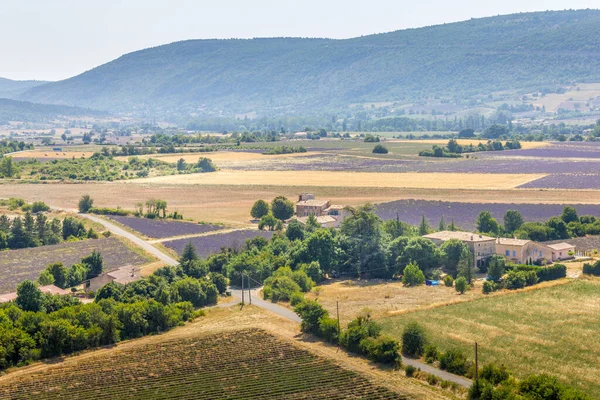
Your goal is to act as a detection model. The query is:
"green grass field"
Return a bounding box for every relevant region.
[379,280,600,397]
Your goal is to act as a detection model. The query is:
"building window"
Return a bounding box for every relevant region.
[505,250,510,256]
[512,250,516,257]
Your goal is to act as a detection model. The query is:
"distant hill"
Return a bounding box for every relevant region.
[20,10,600,116]
[0,98,107,124]
[0,78,48,99]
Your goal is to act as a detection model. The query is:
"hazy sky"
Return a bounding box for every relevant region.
[1,0,598,81]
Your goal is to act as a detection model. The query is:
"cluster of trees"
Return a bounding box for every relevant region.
[0,212,96,251]
[175,157,217,173]
[251,197,295,230]
[0,140,33,156]
[262,266,316,302]
[482,256,566,293]
[295,301,400,365]
[38,251,104,288]
[263,146,307,155]
[476,206,599,241]
[419,138,521,158]
[0,247,226,371]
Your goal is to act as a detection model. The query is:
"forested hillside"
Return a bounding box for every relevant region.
[0,98,107,124]
[0,78,48,99]
[20,10,600,116]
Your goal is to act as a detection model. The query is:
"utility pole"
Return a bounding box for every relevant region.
[248,274,252,305]
[474,342,479,382]
[336,301,341,336]
[241,272,245,305]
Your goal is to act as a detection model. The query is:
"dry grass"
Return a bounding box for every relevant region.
[0,305,454,400]
[120,151,322,164]
[4,183,600,227]
[379,279,600,397]
[10,150,94,159]
[132,170,545,190]
[532,83,600,112]
[307,279,486,324]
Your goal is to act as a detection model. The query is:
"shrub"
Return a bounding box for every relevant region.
[210,273,229,294]
[439,348,468,375]
[427,374,438,385]
[524,270,539,286]
[291,270,314,292]
[359,335,400,364]
[300,261,323,283]
[480,363,510,385]
[402,262,425,286]
[78,195,94,213]
[482,280,496,294]
[583,260,600,276]
[340,312,382,354]
[401,322,427,357]
[372,144,388,154]
[263,276,301,302]
[443,275,454,287]
[294,299,328,335]
[505,271,525,289]
[455,277,468,294]
[424,344,439,363]
[318,316,339,343]
[404,365,416,377]
[31,201,50,213]
[88,207,130,216]
[289,292,304,306]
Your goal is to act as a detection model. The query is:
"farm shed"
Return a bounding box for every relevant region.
[547,242,575,261]
[86,265,140,292]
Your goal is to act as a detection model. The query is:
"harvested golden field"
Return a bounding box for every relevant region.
[0,306,452,400]
[133,170,545,190]
[379,279,600,397]
[10,150,95,159]
[122,151,321,164]
[307,279,486,324]
[4,183,600,227]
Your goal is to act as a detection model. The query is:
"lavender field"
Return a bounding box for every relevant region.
[518,174,600,189]
[481,142,600,159]
[163,229,275,258]
[224,153,600,175]
[375,200,600,231]
[109,216,223,239]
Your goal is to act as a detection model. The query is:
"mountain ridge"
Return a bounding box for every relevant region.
[19,9,600,116]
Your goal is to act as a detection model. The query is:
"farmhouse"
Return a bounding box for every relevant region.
[495,238,553,264]
[295,193,350,228]
[423,231,496,269]
[547,242,576,261]
[86,265,140,292]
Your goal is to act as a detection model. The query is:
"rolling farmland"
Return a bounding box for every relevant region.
[0,329,408,400]
[379,280,600,397]
[375,199,600,231]
[109,216,223,239]
[163,230,274,258]
[0,237,151,294]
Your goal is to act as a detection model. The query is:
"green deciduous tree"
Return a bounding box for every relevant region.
[285,219,304,241]
[16,280,44,312]
[271,196,294,220]
[561,206,578,224]
[402,262,425,286]
[440,239,469,277]
[503,210,524,233]
[250,199,270,219]
[401,322,427,357]
[476,210,499,235]
[78,195,94,213]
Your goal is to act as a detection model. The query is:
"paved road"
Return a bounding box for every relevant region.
[60,206,470,387]
[53,207,178,266]
[230,287,471,388]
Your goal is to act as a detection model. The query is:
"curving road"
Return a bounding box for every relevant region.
[67,207,470,388]
[52,206,178,266]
